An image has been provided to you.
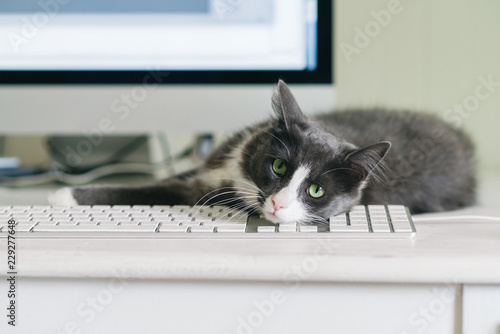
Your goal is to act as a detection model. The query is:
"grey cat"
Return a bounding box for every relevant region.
[49,80,476,224]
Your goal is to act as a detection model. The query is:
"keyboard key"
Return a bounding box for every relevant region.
[97,221,118,225]
[349,217,368,224]
[368,205,386,211]
[135,221,158,226]
[348,211,366,216]
[111,212,131,217]
[114,216,132,221]
[93,217,113,222]
[156,220,180,225]
[370,219,389,225]
[114,224,158,232]
[179,221,200,226]
[190,226,215,233]
[388,205,406,212]
[11,219,32,224]
[32,217,52,222]
[117,221,140,225]
[299,225,318,233]
[9,215,31,221]
[131,212,151,216]
[371,223,391,233]
[90,213,110,218]
[227,215,249,223]
[31,214,51,219]
[391,220,412,232]
[330,225,369,232]
[73,217,92,222]
[36,220,60,225]
[201,220,224,226]
[350,206,366,212]
[151,213,170,218]
[169,213,192,219]
[194,218,216,224]
[159,225,189,233]
[66,208,85,214]
[34,224,102,232]
[75,221,99,225]
[51,214,71,219]
[329,220,347,227]
[52,218,73,223]
[216,225,246,233]
[133,217,153,222]
[11,223,36,232]
[278,224,297,233]
[257,226,276,233]
[330,215,347,221]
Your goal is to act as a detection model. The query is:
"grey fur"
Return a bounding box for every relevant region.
[62,80,476,221]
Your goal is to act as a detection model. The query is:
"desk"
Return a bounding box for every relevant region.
[1,173,499,333]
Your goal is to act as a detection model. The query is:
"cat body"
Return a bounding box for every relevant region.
[49,81,476,224]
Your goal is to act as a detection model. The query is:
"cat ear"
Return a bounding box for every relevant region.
[343,141,391,181]
[272,80,307,129]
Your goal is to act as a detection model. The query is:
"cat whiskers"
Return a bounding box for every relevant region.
[206,197,260,223]
[205,194,260,208]
[188,177,264,215]
[192,177,266,215]
[302,212,329,226]
[191,186,249,209]
[189,188,260,217]
[213,200,261,223]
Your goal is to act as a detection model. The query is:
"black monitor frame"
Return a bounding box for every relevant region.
[0,0,332,85]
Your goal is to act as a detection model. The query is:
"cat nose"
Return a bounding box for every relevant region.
[271,195,286,212]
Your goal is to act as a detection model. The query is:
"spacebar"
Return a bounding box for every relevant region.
[32,224,158,232]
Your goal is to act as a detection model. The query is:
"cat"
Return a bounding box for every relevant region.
[48,80,477,224]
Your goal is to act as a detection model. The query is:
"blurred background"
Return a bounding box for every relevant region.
[336,0,500,175]
[0,0,499,203]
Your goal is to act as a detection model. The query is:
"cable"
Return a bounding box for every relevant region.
[1,134,209,188]
[46,134,200,175]
[413,215,500,222]
[46,135,149,174]
[0,161,174,187]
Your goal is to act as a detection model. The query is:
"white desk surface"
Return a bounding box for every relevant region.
[1,171,500,285]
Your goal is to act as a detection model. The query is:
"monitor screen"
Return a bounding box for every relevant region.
[0,0,331,83]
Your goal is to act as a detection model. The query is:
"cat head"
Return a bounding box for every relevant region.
[242,80,391,224]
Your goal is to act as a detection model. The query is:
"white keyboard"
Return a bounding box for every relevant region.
[0,205,416,239]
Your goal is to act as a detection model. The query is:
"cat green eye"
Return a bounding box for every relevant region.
[272,159,287,175]
[307,184,325,198]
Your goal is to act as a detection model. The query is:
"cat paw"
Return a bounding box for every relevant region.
[47,187,78,206]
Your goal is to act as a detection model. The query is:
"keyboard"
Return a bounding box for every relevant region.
[0,204,416,239]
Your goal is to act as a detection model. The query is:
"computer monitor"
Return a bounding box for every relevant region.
[0,0,334,134]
